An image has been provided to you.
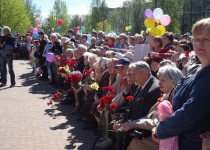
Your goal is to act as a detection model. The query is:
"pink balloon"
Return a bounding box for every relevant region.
[46,52,55,63]
[160,15,171,26]
[75,26,80,31]
[144,9,153,18]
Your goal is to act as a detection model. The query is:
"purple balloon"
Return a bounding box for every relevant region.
[46,52,55,63]
[35,20,40,24]
[145,9,153,18]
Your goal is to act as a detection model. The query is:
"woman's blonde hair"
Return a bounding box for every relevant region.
[192,18,210,35]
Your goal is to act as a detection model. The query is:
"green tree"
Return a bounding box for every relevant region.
[70,15,81,29]
[96,20,112,32]
[46,0,70,34]
[0,0,31,34]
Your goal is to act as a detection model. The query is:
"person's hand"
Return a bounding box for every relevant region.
[113,123,122,132]
[84,85,91,91]
[152,127,160,143]
[122,121,137,132]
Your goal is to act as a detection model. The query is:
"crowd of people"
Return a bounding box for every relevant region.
[0,18,210,150]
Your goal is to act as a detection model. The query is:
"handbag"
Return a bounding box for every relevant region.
[130,128,152,140]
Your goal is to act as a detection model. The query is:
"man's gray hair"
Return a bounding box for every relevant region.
[78,44,87,52]
[4,26,11,33]
[157,65,183,84]
[159,60,176,68]
[130,61,151,75]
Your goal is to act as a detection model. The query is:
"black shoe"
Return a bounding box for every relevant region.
[10,84,15,88]
[0,83,6,87]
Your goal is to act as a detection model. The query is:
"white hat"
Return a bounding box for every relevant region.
[115,52,125,59]
[61,37,70,45]
[124,52,134,62]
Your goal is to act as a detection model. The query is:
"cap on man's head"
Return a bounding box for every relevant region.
[115,58,130,67]
[100,45,110,51]
[38,31,44,35]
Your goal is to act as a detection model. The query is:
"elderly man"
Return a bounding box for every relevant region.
[61,37,75,58]
[113,61,161,150]
[0,26,16,87]
[87,37,96,51]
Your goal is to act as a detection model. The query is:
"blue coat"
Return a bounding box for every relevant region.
[156,64,210,150]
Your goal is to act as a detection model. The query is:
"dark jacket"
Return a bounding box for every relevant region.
[50,41,62,55]
[74,56,85,73]
[157,64,210,150]
[0,35,15,56]
[34,38,48,59]
[130,76,161,120]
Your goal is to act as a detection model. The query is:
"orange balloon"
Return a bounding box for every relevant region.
[155,19,160,24]
[37,25,41,30]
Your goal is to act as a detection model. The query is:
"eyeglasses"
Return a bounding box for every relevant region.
[192,38,210,46]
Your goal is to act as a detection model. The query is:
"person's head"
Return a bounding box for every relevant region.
[77,44,87,58]
[178,44,191,54]
[38,30,44,39]
[100,45,110,56]
[105,35,116,46]
[173,39,180,52]
[119,33,127,43]
[88,53,99,69]
[61,37,70,48]
[67,29,74,37]
[83,52,92,65]
[129,36,135,46]
[124,52,134,62]
[105,51,114,58]
[157,65,183,94]
[98,31,104,40]
[90,37,96,45]
[159,60,177,68]
[50,33,58,43]
[66,49,74,58]
[115,58,130,77]
[130,61,151,86]
[192,18,210,64]
[107,58,118,75]
[162,32,174,47]
[134,34,143,44]
[81,34,88,42]
[93,57,109,73]
[91,31,97,38]
[149,57,163,72]
[153,36,163,48]
[76,33,81,40]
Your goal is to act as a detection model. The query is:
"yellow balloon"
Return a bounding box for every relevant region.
[150,27,161,37]
[156,25,166,36]
[141,30,144,34]
[125,26,129,31]
[144,18,155,28]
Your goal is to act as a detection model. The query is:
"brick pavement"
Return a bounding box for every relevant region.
[0,60,96,150]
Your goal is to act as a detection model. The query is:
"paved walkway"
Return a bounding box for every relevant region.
[0,60,95,150]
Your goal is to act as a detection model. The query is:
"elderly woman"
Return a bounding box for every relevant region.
[126,64,183,150]
[152,18,210,150]
[43,33,62,84]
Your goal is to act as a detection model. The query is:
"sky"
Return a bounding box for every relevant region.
[33,0,125,18]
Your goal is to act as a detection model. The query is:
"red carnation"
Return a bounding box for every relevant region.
[99,103,105,110]
[63,80,67,84]
[110,103,117,111]
[67,59,77,68]
[55,55,61,61]
[84,69,93,76]
[102,86,115,94]
[185,51,190,57]
[126,96,134,101]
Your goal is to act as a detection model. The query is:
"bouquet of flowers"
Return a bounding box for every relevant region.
[66,71,83,89]
[83,69,94,85]
[90,82,99,91]
[66,59,77,71]
[47,92,62,105]
[57,66,69,77]
[126,96,134,106]
[99,86,117,111]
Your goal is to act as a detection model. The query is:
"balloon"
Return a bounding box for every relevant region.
[33,33,39,39]
[150,27,161,36]
[37,25,41,30]
[160,15,171,26]
[46,52,55,63]
[30,27,33,33]
[141,30,144,34]
[92,28,96,32]
[39,29,44,33]
[35,17,39,20]
[144,18,155,28]
[153,8,163,20]
[81,27,86,33]
[156,25,166,36]
[75,26,80,31]
[125,26,129,31]
[33,28,38,34]
[129,25,132,30]
[35,20,40,24]
[87,34,92,43]
[57,19,63,26]
[57,26,61,32]
[144,9,153,18]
